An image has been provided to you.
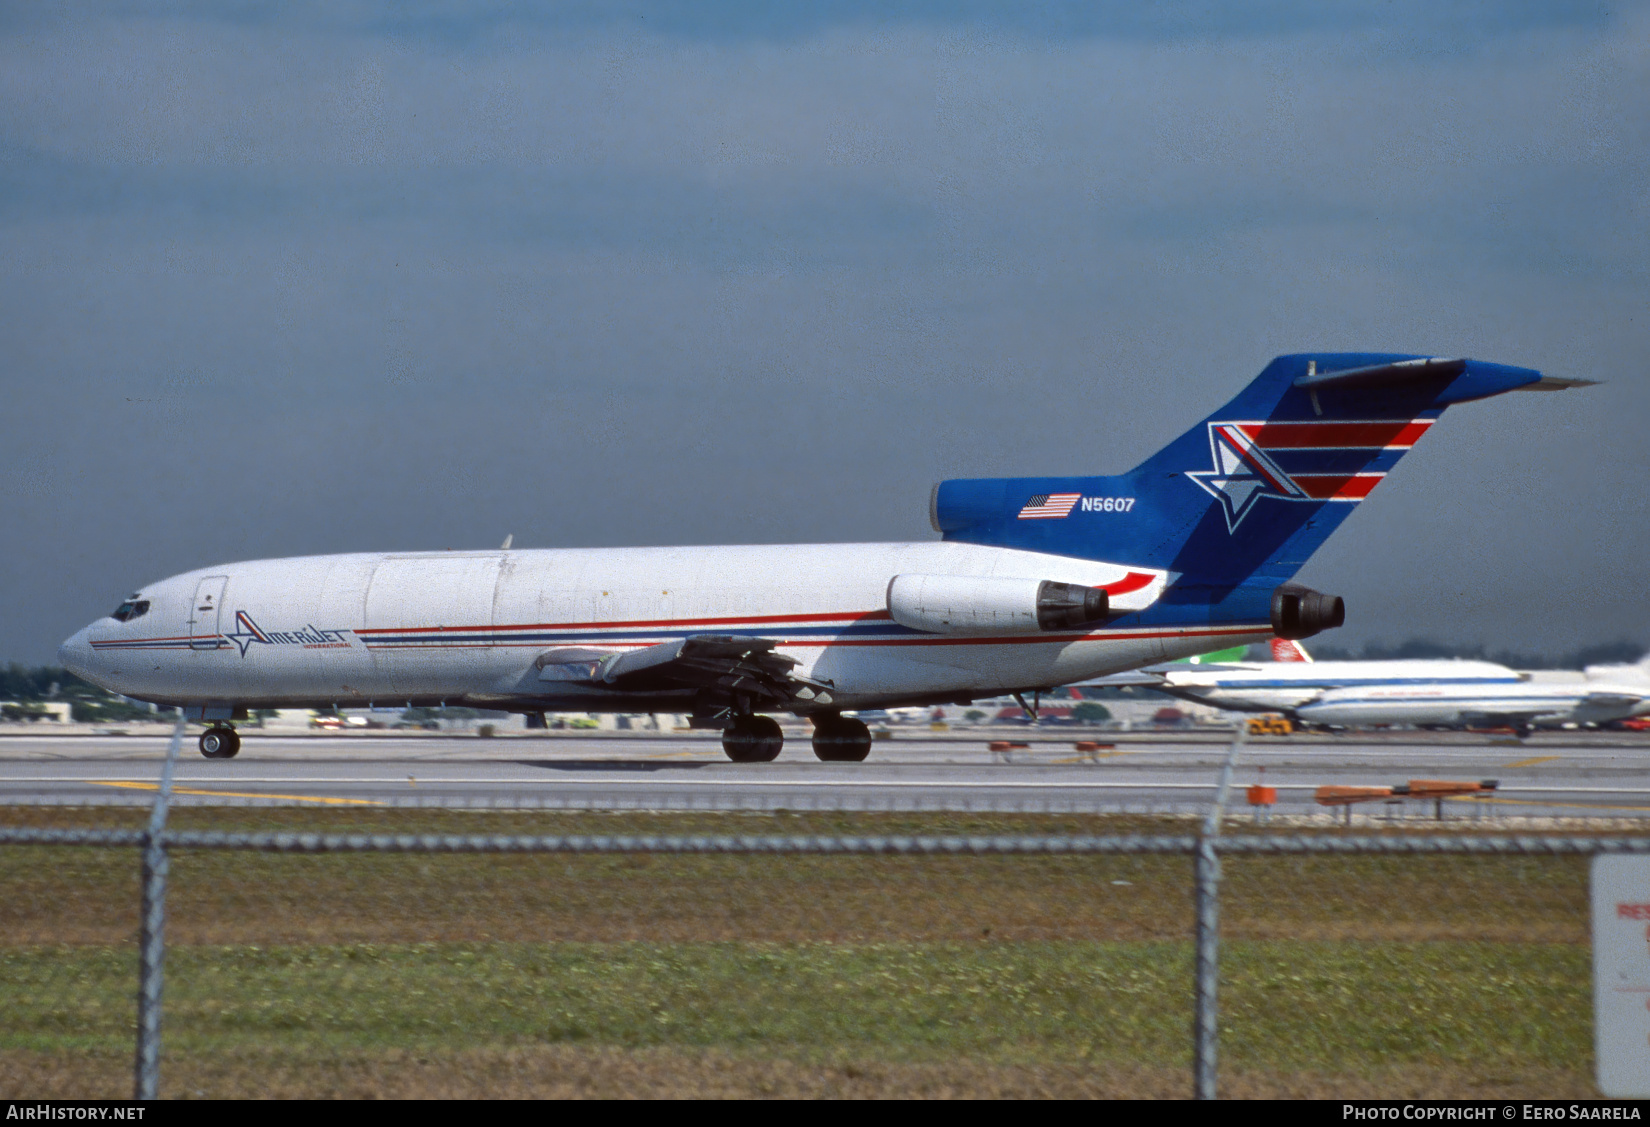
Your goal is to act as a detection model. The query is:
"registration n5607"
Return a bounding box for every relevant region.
[1080,497,1136,513]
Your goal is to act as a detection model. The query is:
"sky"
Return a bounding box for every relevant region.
[2,1,1647,664]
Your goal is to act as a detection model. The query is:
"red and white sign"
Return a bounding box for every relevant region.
[1593,857,1650,1096]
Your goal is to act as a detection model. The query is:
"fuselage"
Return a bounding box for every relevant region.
[58,541,1264,715]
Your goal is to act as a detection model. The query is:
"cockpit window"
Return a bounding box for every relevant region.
[111,600,150,623]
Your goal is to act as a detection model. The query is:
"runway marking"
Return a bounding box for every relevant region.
[89,781,383,806]
[39,782,1650,814]
[59,776,1222,791]
[10,776,1650,796]
[25,775,1650,801]
[1502,755,1562,768]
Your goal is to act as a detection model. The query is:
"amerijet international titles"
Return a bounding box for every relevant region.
[58,354,1591,760]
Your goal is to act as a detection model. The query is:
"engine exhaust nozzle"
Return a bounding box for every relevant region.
[1271,583,1345,640]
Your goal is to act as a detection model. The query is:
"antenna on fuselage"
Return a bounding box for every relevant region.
[500,534,513,550]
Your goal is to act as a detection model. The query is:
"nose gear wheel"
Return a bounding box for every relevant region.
[198,726,240,759]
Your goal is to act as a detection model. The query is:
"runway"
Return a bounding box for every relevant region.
[3,728,1649,821]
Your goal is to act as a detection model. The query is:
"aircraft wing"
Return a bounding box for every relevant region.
[1073,671,1167,688]
[1458,707,1565,726]
[535,635,835,707]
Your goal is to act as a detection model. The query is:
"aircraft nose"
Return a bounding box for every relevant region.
[58,626,95,680]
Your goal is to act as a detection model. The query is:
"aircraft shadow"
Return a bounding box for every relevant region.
[513,759,718,773]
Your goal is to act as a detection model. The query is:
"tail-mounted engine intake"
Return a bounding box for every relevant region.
[887,574,1110,635]
[1271,583,1345,640]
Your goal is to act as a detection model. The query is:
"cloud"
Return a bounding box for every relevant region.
[3,13,1644,297]
[0,146,936,273]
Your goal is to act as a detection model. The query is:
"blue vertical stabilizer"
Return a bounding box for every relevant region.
[933,353,1556,593]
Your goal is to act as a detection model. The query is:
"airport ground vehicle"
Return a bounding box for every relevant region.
[1246,714,1294,736]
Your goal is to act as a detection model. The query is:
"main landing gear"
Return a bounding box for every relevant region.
[811,714,872,762]
[722,715,783,763]
[199,726,241,759]
[716,713,875,763]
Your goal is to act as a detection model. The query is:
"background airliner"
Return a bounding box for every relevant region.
[1110,637,1526,715]
[58,354,1588,761]
[1101,638,1650,735]
[1296,654,1650,734]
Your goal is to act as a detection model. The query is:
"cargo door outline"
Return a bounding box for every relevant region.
[363,555,502,696]
[189,576,228,650]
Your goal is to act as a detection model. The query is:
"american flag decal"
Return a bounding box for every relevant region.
[1017,492,1083,519]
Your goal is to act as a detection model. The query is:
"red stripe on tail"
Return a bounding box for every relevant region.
[1237,420,1433,449]
[1292,474,1383,500]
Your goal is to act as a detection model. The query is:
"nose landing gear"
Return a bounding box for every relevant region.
[199,726,241,759]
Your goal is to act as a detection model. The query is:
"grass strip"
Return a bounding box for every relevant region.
[0,940,1588,1073]
[2,846,1588,945]
[0,806,1603,1097]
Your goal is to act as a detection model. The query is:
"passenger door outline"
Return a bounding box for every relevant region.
[189,576,228,650]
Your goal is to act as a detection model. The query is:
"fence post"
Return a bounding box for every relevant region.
[1192,838,1220,1099]
[135,715,185,1101]
[1193,722,1245,1100]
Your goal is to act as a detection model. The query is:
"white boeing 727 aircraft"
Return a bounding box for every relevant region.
[57,354,1589,761]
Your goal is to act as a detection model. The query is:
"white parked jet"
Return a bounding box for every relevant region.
[1296,678,1650,734]
[57,353,1588,760]
[1296,655,1650,734]
[1108,638,1526,715]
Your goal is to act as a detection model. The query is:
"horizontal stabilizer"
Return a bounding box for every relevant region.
[1292,357,1465,391]
[1516,375,1600,391]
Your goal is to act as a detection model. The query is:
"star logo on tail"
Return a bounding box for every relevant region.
[1188,423,1309,532]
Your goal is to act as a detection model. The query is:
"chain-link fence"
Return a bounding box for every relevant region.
[1,721,1643,1099]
